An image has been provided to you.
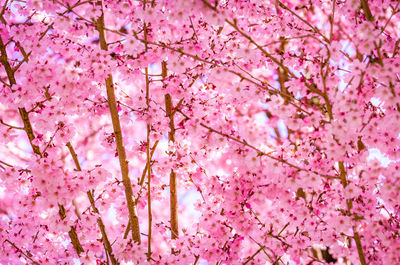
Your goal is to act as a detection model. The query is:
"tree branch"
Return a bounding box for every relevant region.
[95,4,141,243]
[67,142,119,265]
[339,162,367,265]
[0,32,84,256]
[144,18,152,259]
[165,92,179,241]
[5,239,40,265]
[360,0,374,21]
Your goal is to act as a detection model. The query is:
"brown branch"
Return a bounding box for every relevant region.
[193,255,200,265]
[177,109,338,180]
[360,0,374,21]
[243,246,265,265]
[225,19,296,78]
[1,31,86,255]
[0,119,24,130]
[144,17,152,258]
[58,204,84,256]
[123,140,159,240]
[66,142,82,171]
[96,6,141,244]
[88,190,119,265]
[0,159,13,167]
[330,0,336,42]
[276,1,330,43]
[0,37,15,85]
[67,142,119,265]
[165,93,179,240]
[0,0,9,25]
[18,108,42,157]
[353,232,367,265]
[68,228,84,256]
[0,35,43,157]
[15,42,29,63]
[338,162,367,265]
[5,239,40,265]
[379,1,399,35]
[138,140,159,186]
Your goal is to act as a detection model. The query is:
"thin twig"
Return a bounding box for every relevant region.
[0,120,24,130]
[144,12,152,259]
[5,239,40,265]
[178,110,338,180]
[243,246,265,265]
[276,1,330,43]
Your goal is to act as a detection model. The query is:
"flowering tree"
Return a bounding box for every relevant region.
[0,0,399,264]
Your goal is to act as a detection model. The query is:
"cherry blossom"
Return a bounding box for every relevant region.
[0,0,399,264]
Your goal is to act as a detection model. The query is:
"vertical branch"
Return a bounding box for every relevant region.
[0,33,84,256]
[67,142,119,265]
[360,0,374,21]
[145,66,152,260]
[277,37,289,104]
[339,162,367,265]
[165,93,179,240]
[162,61,179,240]
[329,0,336,42]
[88,190,119,265]
[95,4,141,243]
[68,228,84,256]
[324,85,366,265]
[353,232,367,265]
[143,6,152,258]
[0,36,42,157]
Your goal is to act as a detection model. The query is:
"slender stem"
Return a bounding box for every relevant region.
[276,1,330,43]
[177,109,337,179]
[0,159,13,167]
[379,1,400,35]
[0,119,24,130]
[243,246,265,265]
[88,189,119,265]
[146,74,152,260]
[66,142,82,171]
[225,19,296,78]
[330,0,336,42]
[123,140,159,240]
[144,16,152,259]
[193,255,200,265]
[5,240,40,265]
[139,140,159,186]
[354,231,367,265]
[95,3,141,243]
